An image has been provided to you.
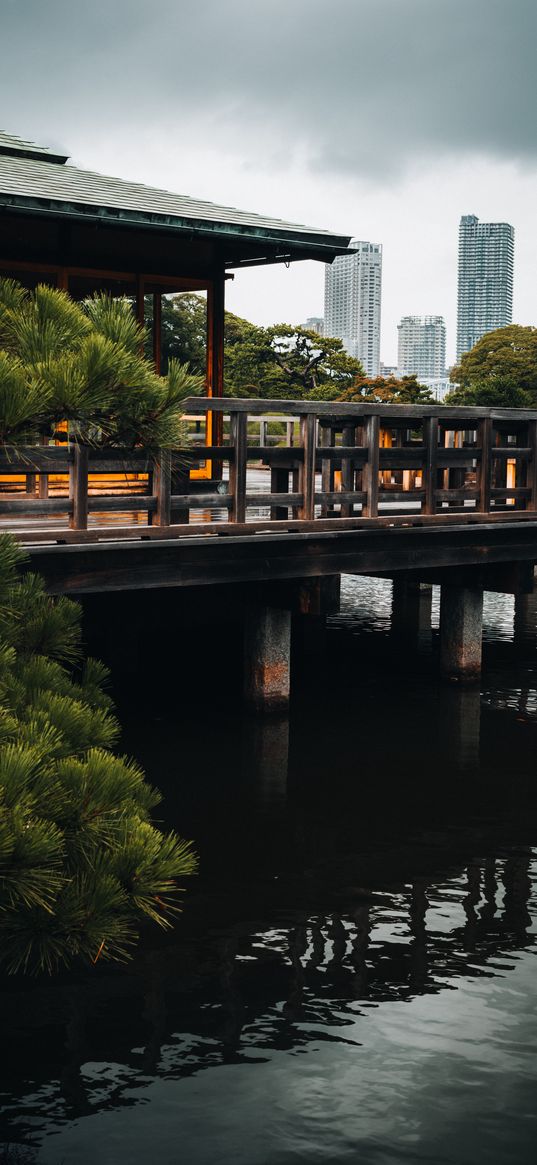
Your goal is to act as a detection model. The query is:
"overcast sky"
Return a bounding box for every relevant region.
[2,0,537,365]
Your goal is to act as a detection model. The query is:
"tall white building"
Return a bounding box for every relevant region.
[397,315,446,379]
[324,240,382,375]
[456,214,514,360]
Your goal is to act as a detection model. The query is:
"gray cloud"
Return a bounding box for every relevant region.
[2,0,537,178]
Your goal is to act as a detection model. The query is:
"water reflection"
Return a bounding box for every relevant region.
[2,575,537,1164]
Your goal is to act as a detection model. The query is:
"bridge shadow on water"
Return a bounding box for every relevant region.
[1,577,537,1164]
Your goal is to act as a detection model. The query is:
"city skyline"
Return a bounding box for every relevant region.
[456,214,514,359]
[397,315,446,379]
[324,240,382,375]
[1,2,536,369]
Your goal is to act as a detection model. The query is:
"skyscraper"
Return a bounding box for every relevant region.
[456,214,514,360]
[324,240,382,375]
[397,315,446,379]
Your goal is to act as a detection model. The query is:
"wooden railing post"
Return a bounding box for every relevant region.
[423,416,438,515]
[298,412,316,520]
[153,449,171,526]
[69,444,89,530]
[477,417,492,513]
[362,414,379,517]
[341,423,356,517]
[320,422,335,518]
[229,410,247,523]
[527,420,537,511]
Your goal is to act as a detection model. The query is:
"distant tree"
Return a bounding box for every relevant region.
[158,293,208,377]
[449,326,537,404]
[338,374,434,405]
[445,378,531,408]
[225,322,364,399]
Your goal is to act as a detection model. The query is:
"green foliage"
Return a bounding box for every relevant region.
[225,319,364,399]
[338,374,434,404]
[0,280,204,451]
[450,326,537,404]
[445,378,531,407]
[151,292,208,377]
[0,533,197,975]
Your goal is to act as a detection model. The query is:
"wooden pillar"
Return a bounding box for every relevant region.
[362,414,379,517]
[439,584,483,681]
[229,411,247,523]
[69,445,88,530]
[298,412,316,520]
[244,605,291,713]
[207,268,226,457]
[152,292,162,374]
[152,450,171,527]
[135,275,145,327]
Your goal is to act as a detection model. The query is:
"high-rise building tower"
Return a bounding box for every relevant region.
[324,240,382,375]
[397,315,446,379]
[456,215,514,360]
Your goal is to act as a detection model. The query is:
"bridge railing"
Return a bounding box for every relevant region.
[1,398,537,537]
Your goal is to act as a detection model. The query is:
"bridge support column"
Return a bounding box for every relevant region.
[440,584,483,682]
[391,578,431,642]
[244,605,291,713]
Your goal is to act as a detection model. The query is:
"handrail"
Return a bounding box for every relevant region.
[1,398,537,532]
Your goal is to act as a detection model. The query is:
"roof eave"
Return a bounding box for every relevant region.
[0,191,352,265]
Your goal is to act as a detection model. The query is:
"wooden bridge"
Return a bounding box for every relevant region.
[3,398,537,709]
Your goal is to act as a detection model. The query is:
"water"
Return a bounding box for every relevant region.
[2,577,537,1165]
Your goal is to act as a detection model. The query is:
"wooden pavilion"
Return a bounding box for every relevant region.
[0,130,351,411]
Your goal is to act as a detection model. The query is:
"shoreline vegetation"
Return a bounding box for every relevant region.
[0,532,197,976]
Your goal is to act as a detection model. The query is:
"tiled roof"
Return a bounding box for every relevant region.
[0,130,351,259]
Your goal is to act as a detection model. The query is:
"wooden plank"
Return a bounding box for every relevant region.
[229,411,247,523]
[490,447,532,460]
[245,492,302,507]
[490,487,532,498]
[249,446,302,464]
[298,413,316,520]
[172,493,232,509]
[435,488,479,502]
[313,446,367,464]
[377,489,426,502]
[69,445,88,530]
[152,451,171,526]
[13,507,537,547]
[362,414,380,518]
[314,491,366,505]
[0,447,72,473]
[0,497,73,515]
[88,496,157,512]
[181,395,537,422]
[379,448,426,468]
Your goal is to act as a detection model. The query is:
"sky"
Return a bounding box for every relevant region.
[2,0,537,366]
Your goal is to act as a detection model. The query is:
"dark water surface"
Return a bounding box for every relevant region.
[2,578,537,1165]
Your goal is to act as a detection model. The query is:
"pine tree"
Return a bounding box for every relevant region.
[0,279,203,452]
[0,533,197,975]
